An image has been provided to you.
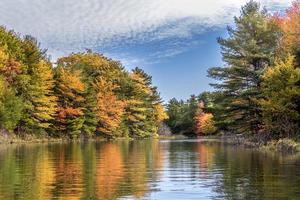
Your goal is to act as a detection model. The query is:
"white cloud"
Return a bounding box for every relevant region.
[0,0,292,60]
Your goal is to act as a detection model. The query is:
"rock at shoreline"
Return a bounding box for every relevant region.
[157,123,172,136]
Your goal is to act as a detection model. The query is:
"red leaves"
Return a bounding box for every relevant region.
[0,59,22,85]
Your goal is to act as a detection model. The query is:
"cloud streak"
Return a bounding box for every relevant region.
[0,0,292,61]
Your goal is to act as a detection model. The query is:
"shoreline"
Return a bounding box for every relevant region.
[1,132,300,154]
[0,133,128,145]
[199,134,300,153]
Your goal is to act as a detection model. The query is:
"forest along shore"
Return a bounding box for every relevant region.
[0,27,168,140]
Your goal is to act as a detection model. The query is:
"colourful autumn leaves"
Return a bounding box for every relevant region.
[0,27,167,138]
[194,102,216,135]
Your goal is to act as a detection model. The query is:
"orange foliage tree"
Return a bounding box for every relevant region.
[275,0,300,62]
[54,67,85,137]
[93,78,125,137]
[194,102,217,135]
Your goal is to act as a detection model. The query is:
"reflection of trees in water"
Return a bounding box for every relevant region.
[0,145,56,199]
[168,141,197,168]
[196,142,215,170]
[3,141,299,200]
[166,141,300,199]
[96,143,124,200]
[32,146,55,200]
[210,144,300,200]
[167,141,202,183]
[51,143,84,200]
[81,142,97,199]
[116,139,166,199]
[0,141,165,200]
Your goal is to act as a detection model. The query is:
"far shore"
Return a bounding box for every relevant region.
[1,132,299,154]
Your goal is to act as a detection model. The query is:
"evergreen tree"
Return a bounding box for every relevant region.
[166,98,182,133]
[82,87,98,137]
[208,1,281,134]
[124,69,154,137]
[166,95,200,135]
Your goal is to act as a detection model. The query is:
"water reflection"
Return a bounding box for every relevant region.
[0,140,300,199]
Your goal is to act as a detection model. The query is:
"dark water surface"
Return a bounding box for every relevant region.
[0,139,300,200]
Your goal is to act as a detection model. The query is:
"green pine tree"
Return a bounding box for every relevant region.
[208,1,281,134]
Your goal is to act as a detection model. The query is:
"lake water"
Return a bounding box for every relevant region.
[0,139,300,200]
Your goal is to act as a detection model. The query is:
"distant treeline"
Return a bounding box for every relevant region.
[166,1,300,138]
[0,27,167,138]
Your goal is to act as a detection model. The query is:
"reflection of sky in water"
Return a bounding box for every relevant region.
[145,150,218,200]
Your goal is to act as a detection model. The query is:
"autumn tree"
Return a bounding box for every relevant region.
[0,28,165,138]
[94,78,125,137]
[54,67,85,137]
[275,0,300,64]
[24,59,57,130]
[194,102,217,135]
[0,28,27,93]
[153,104,168,125]
[57,52,129,137]
[0,28,31,133]
[260,55,300,137]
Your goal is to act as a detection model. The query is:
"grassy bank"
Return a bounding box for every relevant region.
[0,131,114,145]
[214,134,300,153]
[158,134,188,140]
[0,133,65,145]
[0,130,164,145]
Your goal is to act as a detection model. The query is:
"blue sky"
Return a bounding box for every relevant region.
[0,0,292,101]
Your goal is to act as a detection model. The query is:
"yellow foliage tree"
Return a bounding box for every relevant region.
[94,78,125,136]
[0,45,8,70]
[154,104,168,124]
[260,55,300,136]
[26,60,57,129]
